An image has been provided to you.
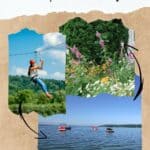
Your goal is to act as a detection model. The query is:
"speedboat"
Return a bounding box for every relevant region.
[106,128,114,133]
[91,126,98,131]
[65,126,71,130]
[58,125,66,131]
[58,125,71,131]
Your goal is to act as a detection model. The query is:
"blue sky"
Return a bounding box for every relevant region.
[39,76,142,125]
[9,28,66,80]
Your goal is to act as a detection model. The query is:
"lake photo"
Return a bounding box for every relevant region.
[39,76,142,150]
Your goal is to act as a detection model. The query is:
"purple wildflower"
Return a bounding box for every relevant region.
[99,40,105,48]
[75,50,82,59]
[69,45,82,59]
[70,45,77,54]
[96,31,101,38]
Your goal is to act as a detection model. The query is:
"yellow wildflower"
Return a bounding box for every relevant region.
[101,77,109,84]
[102,64,107,71]
[70,69,75,73]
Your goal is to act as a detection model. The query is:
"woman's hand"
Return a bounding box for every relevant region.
[40,59,44,64]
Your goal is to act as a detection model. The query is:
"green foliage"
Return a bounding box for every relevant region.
[9,75,66,116]
[59,17,128,64]
[9,75,65,95]
[110,58,135,84]
[9,103,66,117]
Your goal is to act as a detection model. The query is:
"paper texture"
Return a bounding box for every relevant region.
[0,8,149,149]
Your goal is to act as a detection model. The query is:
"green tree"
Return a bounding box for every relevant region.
[9,75,66,116]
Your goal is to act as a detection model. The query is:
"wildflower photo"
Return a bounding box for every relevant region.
[60,17,135,98]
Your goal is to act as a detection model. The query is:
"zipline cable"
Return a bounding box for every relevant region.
[9,47,52,57]
[9,51,34,56]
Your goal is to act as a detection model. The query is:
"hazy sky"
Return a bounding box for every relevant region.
[39,76,141,126]
[0,0,150,19]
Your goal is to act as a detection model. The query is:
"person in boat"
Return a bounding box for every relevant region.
[28,59,53,99]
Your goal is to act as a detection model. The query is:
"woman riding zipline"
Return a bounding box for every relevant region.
[28,59,53,99]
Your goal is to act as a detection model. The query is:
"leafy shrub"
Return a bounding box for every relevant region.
[60,17,128,64]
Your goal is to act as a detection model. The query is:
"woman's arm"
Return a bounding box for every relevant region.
[30,60,44,70]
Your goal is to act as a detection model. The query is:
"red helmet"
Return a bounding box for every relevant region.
[30,59,35,65]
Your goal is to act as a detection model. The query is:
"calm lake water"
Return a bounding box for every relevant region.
[38,125,141,150]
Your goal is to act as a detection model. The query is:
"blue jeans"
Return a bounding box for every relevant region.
[33,78,48,93]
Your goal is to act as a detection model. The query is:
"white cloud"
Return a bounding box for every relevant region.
[35,33,66,65]
[12,66,49,78]
[34,33,66,67]
[49,72,65,80]
[43,33,66,47]
[35,33,66,53]
[15,67,27,76]
[49,50,66,64]
[38,70,48,78]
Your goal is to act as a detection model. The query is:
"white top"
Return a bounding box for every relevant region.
[30,69,38,78]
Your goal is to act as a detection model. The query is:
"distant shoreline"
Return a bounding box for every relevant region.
[39,124,142,128]
[99,124,142,128]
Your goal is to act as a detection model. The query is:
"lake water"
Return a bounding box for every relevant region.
[38,125,141,150]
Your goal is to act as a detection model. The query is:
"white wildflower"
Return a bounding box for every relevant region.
[87,94,91,98]
[94,80,100,85]
[66,49,69,55]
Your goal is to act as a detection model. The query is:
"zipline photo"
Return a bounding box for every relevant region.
[9,29,66,116]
